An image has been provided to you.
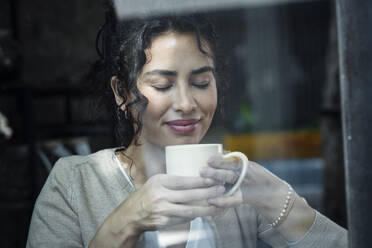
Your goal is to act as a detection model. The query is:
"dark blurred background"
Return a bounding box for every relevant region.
[0,0,346,247]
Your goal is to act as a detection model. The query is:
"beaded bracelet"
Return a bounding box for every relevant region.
[270,183,296,227]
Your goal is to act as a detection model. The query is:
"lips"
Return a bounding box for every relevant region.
[165,119,200,134]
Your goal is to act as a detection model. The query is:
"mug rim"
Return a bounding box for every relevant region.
[165,143,222,151]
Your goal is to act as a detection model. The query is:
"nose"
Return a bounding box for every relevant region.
[173,84,196,114]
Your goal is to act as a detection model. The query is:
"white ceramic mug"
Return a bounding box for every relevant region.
[165,144,248,196]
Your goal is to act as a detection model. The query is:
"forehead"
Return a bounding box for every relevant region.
[142,32,214,72]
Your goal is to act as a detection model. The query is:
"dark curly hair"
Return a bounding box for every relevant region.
[89,1,227,148]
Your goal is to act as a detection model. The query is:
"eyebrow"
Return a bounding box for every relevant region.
[142,66,215,78]
[191,66,215,75]
[143,70,177,77]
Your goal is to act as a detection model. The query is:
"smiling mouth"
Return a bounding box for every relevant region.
[165,119,200,135]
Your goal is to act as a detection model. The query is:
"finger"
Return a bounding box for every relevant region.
[207,191,243,208]
[143,215,193,230]
[167,203,221,219]
[168,185,225,203]
[140,201,195,223]
[200,167,239,184]
[157,216,194,229]
[162,175,218,190]
[207,155,242,170]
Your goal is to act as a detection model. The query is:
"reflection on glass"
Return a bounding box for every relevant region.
[24,1,348,248]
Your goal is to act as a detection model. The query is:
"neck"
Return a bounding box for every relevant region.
[124,141,166,186]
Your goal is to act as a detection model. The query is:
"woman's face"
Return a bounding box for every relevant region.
[136,32,217,148]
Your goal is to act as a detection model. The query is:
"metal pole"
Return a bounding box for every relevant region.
[336,0,372,247]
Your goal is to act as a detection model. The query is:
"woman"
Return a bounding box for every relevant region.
[27,2,347,248]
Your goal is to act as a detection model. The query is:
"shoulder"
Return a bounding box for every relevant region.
[27,150,119,248]
[45,148,119,191]
[51,148,117,176]
[54,148,117,169]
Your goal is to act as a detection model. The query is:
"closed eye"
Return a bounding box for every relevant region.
[192,81,210,89]
[153,84,173,92]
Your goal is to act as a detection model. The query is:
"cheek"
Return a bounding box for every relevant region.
[199,88,218,116]
[193,94,217,120]
[142,93,170,120]
[203,98,217,115]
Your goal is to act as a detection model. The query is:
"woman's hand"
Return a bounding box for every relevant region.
[200,155,289,211]
[89,174,225,248]
[200,154,316,242]
[125,174,225,231]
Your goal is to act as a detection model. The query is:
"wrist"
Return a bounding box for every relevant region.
[246,179,290,216]
[276,196,315,242]
[269,182,295,227]
[108,208,142,245]
[89,207,141,248]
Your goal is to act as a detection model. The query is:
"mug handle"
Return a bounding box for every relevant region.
[222,152,249,196]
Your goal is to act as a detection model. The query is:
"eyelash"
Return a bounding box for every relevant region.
[153,85,173,92]
[152,81,210,92]
[192,82,210,89]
